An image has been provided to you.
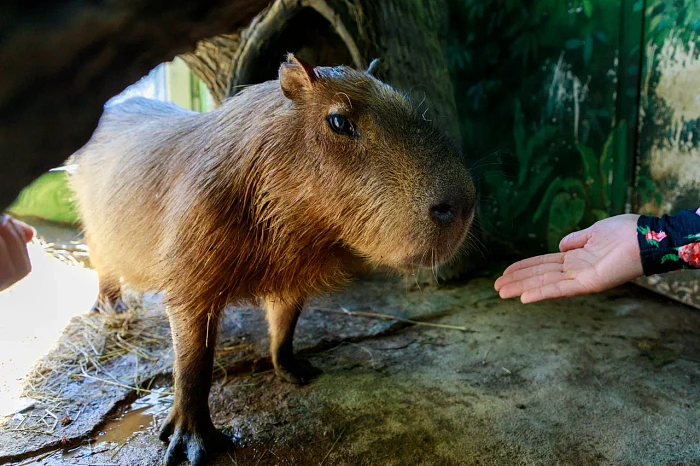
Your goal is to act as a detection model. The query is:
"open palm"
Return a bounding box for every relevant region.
[495,214,644,303]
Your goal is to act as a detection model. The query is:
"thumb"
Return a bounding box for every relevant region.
[559,227,591,252]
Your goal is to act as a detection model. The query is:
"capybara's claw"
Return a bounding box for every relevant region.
[159,411,231,466]
[90,298,128,314]
[275,358,322,385]
[158,415,174,443]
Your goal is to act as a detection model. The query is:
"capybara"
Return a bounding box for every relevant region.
[69,54,475,466]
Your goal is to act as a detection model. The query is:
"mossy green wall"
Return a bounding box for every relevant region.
[7,170,78,225]
[448,0,643,255]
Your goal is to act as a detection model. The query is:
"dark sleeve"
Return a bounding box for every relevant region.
[637,208,700,276]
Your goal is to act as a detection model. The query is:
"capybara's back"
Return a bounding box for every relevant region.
[70,98,201,300]
[70,54,476,466]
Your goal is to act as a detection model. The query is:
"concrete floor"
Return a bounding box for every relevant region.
[1,222,699,466]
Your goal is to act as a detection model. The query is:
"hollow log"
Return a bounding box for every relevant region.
[0,0,272,210]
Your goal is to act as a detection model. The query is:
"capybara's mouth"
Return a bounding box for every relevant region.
[396,209,474,271]
[398,248,460,271]
[395,238,467,271]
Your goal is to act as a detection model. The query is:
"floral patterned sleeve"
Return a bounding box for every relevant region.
[637,208,700,276]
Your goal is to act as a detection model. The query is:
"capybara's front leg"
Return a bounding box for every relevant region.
[91,276,127,314]
[262,295,322,384]
[159,305,230,466]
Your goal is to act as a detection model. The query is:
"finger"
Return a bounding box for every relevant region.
[0,216,30,276]
[521,280,589,304]
[559,227,592,252]
[501,253,565,276]
[0,235,17,291]
[495,262,564,291]
[498,270,570,299]
[0,216,26,266]
[7,220,32,276]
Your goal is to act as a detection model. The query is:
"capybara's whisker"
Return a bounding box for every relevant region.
[469,149,506,170]
[415,93,427,112]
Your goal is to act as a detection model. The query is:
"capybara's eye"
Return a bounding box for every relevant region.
[327,113,357,138]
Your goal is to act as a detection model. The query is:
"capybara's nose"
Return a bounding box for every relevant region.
[430,192,474,227]
[430,202,458,225]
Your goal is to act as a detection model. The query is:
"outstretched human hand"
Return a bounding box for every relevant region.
[0,214,34,292]
[495,214,644,303]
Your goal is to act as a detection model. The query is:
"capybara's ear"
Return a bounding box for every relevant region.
[279,53,317,100]
[365,58,380,76]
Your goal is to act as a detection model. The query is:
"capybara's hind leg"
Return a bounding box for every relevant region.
[159,304,231,466]
[91,275,126,313]
[263,295,321,384]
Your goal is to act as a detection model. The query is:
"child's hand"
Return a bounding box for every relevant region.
[495,214,644,303]
[0,214,34,292]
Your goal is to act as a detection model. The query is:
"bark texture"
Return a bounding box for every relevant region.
[364,0,461,143]
[180,34,242,106]
[182,0,459,143]
[0,0,271,210]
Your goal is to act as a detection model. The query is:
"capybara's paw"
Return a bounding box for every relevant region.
[90,298,128,314]
[275,358,322,385]
[159,410,231,466]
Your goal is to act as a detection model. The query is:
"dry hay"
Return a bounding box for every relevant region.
[0,303,262,437]
[41,239,91,269]
[0,303,171,436]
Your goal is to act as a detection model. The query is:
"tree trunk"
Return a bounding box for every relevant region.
[179,34,242,106]
[184,0,458,143]
[0,0,272,210]
[363,0,461,144]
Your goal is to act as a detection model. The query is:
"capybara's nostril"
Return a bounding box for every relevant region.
[430,203,457,225]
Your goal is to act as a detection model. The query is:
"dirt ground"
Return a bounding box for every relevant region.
[1,261,700,466]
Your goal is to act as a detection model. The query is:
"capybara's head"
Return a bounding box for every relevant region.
[275,54,475,272]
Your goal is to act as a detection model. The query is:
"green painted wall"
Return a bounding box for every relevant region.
[447,0,643,255]
[635,0,700,216]
[447,0,699,306]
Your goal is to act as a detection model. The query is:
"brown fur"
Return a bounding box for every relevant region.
[69,54,475,466]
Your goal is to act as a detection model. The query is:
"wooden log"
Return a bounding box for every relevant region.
[0,0,271,210]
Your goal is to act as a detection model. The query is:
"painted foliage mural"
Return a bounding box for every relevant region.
[446,0,699,306]
[447,0,643,256]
